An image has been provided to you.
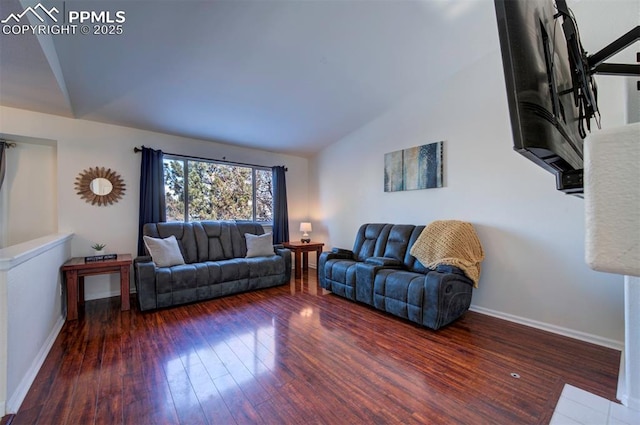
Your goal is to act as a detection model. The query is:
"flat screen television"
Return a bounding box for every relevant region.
[494,0,599,195]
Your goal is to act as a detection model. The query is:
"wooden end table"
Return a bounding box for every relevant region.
[61,254,132,320]
[283,241,325,279]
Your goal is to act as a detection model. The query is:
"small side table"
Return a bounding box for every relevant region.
[283,241,325,279]
[61,254,132,320]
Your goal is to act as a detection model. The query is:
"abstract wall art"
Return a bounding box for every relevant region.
[384,141,443,192]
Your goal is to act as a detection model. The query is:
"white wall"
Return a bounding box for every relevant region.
[0,135,57,248]
[0,233,72,415]
[0,106,309,300]
[310,0,632,346]
[569,0,639,125]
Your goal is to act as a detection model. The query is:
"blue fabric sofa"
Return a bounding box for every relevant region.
[134,221,291,311]
[318,223,474,330]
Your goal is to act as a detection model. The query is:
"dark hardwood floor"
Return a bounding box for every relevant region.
[6,273,620,424]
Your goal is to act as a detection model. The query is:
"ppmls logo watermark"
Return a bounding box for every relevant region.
[2,2,126,36]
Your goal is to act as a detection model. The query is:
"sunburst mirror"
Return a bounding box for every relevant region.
[74,166,126,206]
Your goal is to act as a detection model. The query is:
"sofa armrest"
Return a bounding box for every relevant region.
[355,257,405,305]
[353,262,374,305]
[318,248,353,289]
[423,268,474,330]
[274,246,289,256]
[134,255,153,265]
[133,258,158,311]
[331,247,354,258]
[435,264,467,276]
[354,258,403,306]
[275,247,292,281]
[365,257,404,267]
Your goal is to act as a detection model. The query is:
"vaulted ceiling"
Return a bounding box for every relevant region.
[0,0,497,156]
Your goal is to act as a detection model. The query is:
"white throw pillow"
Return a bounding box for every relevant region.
[245,233,275,258]
[143,235,185,267]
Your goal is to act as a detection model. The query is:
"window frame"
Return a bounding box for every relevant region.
[163,155,273,224]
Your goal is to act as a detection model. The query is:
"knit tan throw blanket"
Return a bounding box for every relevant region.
[410,220,484,288]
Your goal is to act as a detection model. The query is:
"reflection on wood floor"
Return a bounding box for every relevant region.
[8,271,620,424]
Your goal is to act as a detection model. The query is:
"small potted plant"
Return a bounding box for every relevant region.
[91,243,106,255]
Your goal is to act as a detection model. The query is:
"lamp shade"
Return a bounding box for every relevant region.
[299,222,312,233]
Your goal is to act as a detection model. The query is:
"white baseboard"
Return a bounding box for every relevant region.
[6,315,65,413]
[291,265,317,270]
[618,352,627,405]
[84,287,135,301]
[620,395,640,411]
[617,352,640,410]
[469,305,624,351]
[84,289,120,301]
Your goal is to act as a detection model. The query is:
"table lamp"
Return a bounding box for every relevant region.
[300,222,312,243]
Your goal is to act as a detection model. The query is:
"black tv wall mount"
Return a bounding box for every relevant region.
[587,26,640,77]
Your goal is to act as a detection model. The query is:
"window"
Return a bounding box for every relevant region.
[163,157,273,223]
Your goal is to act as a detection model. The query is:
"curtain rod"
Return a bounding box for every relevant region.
[133,146,287,171]
[1,140,17,148]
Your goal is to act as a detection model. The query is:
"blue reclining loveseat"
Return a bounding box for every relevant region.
[318,223,475,330]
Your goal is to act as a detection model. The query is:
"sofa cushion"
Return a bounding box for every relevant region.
[382,224,415,262]
[373,269,424,323]
[194,221,235,261]
[218,258,250,281]
[245,233,275,258]
[245,255,285,277]
[352,224,392,261]
[404,225,430,273]
[143,235,185,267]
[143,222,198,263]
